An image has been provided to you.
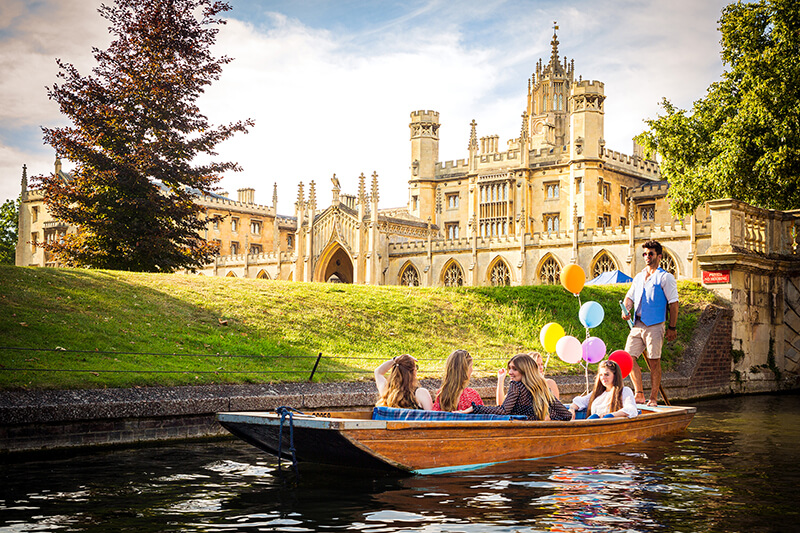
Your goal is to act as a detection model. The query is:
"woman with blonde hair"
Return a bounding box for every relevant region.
[374,354,433,410]
[568,359,638,419]
[460,353,571,421]
[432,349,484,411]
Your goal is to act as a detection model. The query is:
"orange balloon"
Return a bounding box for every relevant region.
[561,264,585,295]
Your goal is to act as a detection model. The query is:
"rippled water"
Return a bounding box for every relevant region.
[2,393,799,532]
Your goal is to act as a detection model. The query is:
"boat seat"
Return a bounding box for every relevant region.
[372,406,527,421]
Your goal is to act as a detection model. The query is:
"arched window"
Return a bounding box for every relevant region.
[256,269,270,280]
[538,256,561,285]
[490,260,511,286]
[592,252,617,279]
[400,263,420,286]
[443,262,464,287]
[660,251,678,277]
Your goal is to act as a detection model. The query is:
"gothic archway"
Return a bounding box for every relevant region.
[590,251,618,279]
[442,259,464,287]
[399,262,421,286]
[226,271,237,278]
[315,242,354,283]
[488,257,511,286]
[660,249,679,277]
[256,269,270,280]
[536,254,562,285]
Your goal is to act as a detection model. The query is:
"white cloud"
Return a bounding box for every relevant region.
[0,0,729,212]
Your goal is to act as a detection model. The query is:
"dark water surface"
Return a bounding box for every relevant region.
[2,393,799,532]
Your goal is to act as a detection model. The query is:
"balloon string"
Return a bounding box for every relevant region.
[543,352,550,374]
[582,360,589,395]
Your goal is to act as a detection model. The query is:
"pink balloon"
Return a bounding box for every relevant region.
[556,335,582,364]
[582,337,606,364]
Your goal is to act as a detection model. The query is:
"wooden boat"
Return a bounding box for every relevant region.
[217,404,695,474]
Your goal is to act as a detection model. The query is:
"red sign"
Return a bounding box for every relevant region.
[703,270,730,284]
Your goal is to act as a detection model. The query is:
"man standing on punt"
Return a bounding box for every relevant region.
[621,240,679,407]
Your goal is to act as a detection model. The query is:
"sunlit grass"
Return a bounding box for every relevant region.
[0,265,722,390]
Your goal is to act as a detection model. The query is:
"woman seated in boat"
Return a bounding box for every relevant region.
[374,354,433,410]
[531,351,560,400]
[432,349,484,411]
[568,360,638,419]
[458,353,571,421]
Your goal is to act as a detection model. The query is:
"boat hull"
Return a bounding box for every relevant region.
[218,406,695,474]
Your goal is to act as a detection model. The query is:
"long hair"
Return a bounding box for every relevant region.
[377,354,422,409]
[435,349,472,411]
[588,360,624,412]
[510,353,554,420]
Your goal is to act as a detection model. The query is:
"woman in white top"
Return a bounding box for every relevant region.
[568,360,638,419]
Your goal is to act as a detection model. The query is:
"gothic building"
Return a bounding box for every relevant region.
[17,29,708,285]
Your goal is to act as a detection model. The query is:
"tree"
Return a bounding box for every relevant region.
[35,0,253,272]
[636,0,800,217]
[0,199,19,265]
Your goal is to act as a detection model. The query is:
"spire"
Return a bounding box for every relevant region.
[370,172,379,205]
[550,22,560,64]
[272,182,278,209]
[520,112,529,142]
[21,164,28,191]
[357,172,366,203]
[309,180,316,211]
[468,119,478,151]
[296,181,305,205]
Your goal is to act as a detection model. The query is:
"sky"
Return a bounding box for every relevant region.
[0,0,731,213]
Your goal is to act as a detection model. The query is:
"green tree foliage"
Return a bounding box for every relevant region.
[0,199,19,265]
[35,0,253,272]
[636,0,800,217]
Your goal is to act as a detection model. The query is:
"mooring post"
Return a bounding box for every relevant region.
[308,352,323,382]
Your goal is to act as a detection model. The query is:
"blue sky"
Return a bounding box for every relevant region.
[0,0,730,211]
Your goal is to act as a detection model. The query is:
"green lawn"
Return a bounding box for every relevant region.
[0,265,723,390]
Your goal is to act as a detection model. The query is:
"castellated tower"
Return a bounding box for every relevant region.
[408,110,439,220]
[569,80,605,161]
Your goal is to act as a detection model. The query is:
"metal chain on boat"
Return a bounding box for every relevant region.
[275,406,304,473]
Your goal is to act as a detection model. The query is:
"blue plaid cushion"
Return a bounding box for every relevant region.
[372,406,526,421]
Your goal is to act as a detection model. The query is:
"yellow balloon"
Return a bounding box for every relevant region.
[561,264,586,295]
[540,322,565,353]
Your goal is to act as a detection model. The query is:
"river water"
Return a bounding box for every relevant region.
[2,393,799,532]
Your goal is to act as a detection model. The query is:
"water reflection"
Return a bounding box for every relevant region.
[1,394,799,532]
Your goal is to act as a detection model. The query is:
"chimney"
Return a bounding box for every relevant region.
[237,188,255,204]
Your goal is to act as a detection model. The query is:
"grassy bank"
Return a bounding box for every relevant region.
[0,265,723,390]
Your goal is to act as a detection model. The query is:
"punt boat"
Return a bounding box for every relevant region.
[217,404,696,474]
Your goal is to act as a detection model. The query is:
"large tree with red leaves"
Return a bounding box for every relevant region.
[36,0,253,272]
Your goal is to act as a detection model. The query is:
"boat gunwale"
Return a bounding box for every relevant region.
[217,405,696,431]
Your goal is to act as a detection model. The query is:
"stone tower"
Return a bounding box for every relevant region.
[527,27,575,147]
[569,79,606,231]
[569,80,605,161]
[408,110,440,221]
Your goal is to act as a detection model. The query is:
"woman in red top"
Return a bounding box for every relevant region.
[432,349,484,411]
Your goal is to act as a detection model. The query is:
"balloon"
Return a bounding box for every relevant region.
[561,264,585,295]
[556,335,582,364]
[539,322,565,353]
[608,350,633,378]
[579,301,605,329]
[582,336,606,364]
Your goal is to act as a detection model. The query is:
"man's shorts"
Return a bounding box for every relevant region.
[624,320,665,360]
